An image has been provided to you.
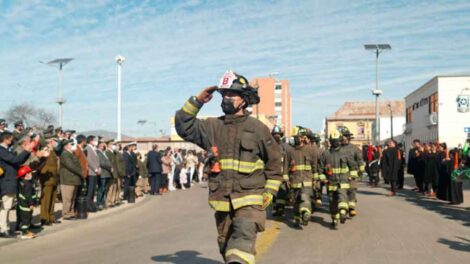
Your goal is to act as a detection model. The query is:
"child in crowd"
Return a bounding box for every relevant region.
[16,166,37,239]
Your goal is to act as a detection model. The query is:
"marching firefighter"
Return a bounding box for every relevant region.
[271,125,291,217]
[337,126,365,217]
[318,130,357,228]
[175,70,282,264]
[306,129,323,208]
[287,126,318,227]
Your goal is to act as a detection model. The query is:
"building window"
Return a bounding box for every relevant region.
[406,106,412,123]
[429,92,438,113]
[356,123,365,139]
[275,84,282,90]
[275,102,282,107]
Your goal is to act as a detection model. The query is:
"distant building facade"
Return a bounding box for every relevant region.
[250,77,292,136]
[325,101,405,147]
[404,75,470,149]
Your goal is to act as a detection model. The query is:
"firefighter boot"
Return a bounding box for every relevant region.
[315,199,322,208]
[294,216,301,228]
[339,209,347,224]
[331,214,339,229]
[349,208,357,218]
[301,211,311,226]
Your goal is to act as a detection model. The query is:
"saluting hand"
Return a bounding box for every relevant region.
[196,86,218,104]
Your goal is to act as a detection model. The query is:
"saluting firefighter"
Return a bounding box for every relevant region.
[318,130,358,228]
[175,70,282,264]
[271,125,291,217]
[337,126,365,217]
[287,126,318,227]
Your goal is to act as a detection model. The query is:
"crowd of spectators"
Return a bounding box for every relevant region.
[364,138,468,204]
[0,119,207,240]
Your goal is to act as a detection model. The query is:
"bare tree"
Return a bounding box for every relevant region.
[4,103,56,129]
[35,109,56,129]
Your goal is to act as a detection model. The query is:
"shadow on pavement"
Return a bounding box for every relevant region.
[311,215,334,229]
[438,236,470,252]
[268,203,333,230]
[151,250,222,264]
[401,189,470,227]
[357,189,386,196]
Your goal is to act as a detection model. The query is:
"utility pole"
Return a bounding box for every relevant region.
[364,44,391,145]
[41,58,74,127]
[116,55,125,141]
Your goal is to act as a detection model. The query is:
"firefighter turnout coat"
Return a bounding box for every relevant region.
[287,145,317,189]
[175,96,283,212]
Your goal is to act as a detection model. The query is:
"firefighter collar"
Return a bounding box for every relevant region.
[223,111,250,124]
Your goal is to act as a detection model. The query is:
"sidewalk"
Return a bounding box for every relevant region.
[0,194,149,247]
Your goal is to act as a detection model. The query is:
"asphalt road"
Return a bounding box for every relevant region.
[0,181,469,264]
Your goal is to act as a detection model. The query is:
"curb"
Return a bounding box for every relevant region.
[0,195,150,248]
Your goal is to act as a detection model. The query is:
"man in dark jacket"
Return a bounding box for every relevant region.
[97,140,113,209]
[85,135,100,212]
[147,144,163,195]
[60,139,83,220]
[0,131,31,237]
[383,139,400,196]
[123,142,137,200]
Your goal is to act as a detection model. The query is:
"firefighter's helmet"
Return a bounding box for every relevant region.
[271,125,284,136]
[309,131,321,143]
[292,126,308,137]
[17,165,32,179]
[217,70,260,105]
[337,126,353,138]
[329,129,343,142]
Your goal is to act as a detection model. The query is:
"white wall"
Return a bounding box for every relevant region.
[405,76,470,153]
[379,116,406,142]
[438,76,470,148]
[404,77,439,151]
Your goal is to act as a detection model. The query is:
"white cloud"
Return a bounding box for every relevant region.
[0,0,470,135]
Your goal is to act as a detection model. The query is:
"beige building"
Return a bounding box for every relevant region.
[325,101,405,147]
[251,77,292,136]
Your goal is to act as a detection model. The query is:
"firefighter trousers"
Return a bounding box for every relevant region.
[327,183,349,220]
[274,182,289,211]
[292,187,313,221]
[215,205,265,264]
[313,180,323,202]
[17,206,32,232]
[347,179,357,210]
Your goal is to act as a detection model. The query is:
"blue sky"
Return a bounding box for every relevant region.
[1,0,470,136]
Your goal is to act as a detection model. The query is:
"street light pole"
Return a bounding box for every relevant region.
[373,90,382,144]
[41,58,73,127]
[364,44,391,145]
[116,55,125,141]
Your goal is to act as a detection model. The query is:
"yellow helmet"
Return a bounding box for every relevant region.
[292,126,308,137]
[329,129,343,141]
